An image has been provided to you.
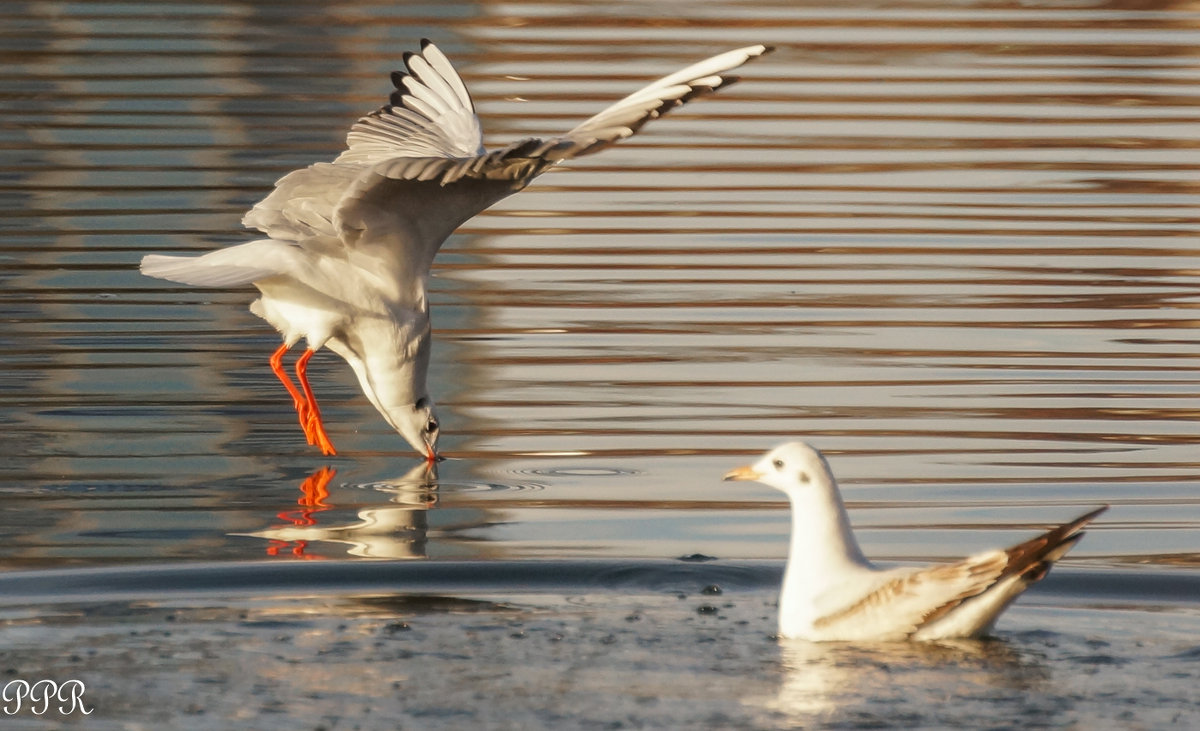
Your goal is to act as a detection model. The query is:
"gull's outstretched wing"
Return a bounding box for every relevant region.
[329,42,772,300]
[242,40,485,246]
[335,39,484,165]
[543,44,773,161]
[341,43,773,191]
[242,41,771,303]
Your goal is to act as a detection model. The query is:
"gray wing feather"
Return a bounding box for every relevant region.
[242,163,357,241]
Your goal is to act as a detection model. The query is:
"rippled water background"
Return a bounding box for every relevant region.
[2,0,1199,727]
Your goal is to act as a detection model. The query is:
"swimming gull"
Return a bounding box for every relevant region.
[724,441,1107,641]
[140,40,772,460]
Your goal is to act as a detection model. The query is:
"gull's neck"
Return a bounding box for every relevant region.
[779,477,873,633]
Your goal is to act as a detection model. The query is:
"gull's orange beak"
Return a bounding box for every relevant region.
[723,464,762,482]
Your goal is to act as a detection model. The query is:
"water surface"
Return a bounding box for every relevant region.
[1,0,1198,726]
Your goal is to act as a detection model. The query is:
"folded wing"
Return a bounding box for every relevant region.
[813,506,1107,641]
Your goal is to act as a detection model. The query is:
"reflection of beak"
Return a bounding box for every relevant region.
[723,464,762,482]
[398,459,438,485]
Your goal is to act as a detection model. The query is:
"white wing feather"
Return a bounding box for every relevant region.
[555,45,770,158]
[336,40,484,165]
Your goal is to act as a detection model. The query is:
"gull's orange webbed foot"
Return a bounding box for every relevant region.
[307,415,337,456]
[296,348,338,456]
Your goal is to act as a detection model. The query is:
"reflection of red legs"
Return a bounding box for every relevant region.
[266,538,311,558]
[268,343,337,456]
[277,466,335,527]
[298,465,334,511]
[296,348,337,456]
[268,467,337,558]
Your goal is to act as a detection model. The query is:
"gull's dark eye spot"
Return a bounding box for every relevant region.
[772,459,785,471]
[426,420,438,433]
[797,471,811,484]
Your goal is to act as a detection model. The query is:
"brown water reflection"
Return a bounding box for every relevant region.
[0,0,1197,572]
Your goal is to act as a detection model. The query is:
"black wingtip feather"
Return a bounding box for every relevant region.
[1001,505,1108,583]
[1058,505,1108,538]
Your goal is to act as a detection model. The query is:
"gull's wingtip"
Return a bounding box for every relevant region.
[734,44,774,60]
[1071,504,1110,529]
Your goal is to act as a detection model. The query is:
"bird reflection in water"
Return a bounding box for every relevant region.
[265,466,337,557]
[248,461,438,559]
[763,638,1047,725]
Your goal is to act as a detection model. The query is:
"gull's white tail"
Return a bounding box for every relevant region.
[140,240,295,288]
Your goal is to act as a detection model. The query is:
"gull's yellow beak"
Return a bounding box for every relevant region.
[723,464,762,482]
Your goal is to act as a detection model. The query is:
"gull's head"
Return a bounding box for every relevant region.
[394,397,441,462]
[723,441,836,497]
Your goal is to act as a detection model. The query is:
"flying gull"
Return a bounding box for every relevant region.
[141,40,772,460]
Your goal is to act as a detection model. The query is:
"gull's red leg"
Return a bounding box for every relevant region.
[296,348,337,456]
[269,343,305,412]
[269,343,316,445]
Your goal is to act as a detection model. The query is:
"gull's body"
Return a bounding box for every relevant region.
[140,40,772,459]
[725,442,1106,642]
